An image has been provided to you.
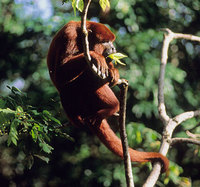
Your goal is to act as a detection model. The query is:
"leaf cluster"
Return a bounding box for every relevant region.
[0,86,71,166]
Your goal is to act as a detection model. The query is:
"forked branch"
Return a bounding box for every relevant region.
[143,29,200,187]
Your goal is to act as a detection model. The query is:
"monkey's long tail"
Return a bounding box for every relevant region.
[90,119,169,172]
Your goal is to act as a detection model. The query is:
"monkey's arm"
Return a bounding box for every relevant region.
[107,61,120,87]
[55,51,109,87]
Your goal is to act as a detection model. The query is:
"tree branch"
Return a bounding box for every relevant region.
[170,137,200,146]
[143,28,200,187]
[157,30,173,124]
[81,0,92,64]
[186,130,200,139]
[118,79,134,187]
[173,110,200,125]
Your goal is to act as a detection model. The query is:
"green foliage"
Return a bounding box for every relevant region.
[126,122,162,151]
[163,161,191,186]
[99,0,110,11]
[62,0,84,15]
[62,0,110,14]
[0,86,72,165]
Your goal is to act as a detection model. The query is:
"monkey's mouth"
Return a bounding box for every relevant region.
[105,56,113,63]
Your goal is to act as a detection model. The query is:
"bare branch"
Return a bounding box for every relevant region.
[81,0,92,63]
[158,30,173,123]
[144,28,200,186]
[118,79,134,187]
[173,110,200,125]
[186,130,200,139]
[170,137,200,146]
[174,32,200,42]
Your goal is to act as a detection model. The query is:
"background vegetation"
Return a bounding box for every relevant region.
[0,0,200,186]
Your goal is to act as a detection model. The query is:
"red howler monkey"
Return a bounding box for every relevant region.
[47,21,169,172]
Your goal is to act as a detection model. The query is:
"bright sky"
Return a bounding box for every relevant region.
[15,0,53,20]
[35,0,52,19]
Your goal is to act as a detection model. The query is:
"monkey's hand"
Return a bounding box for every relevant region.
[109,68,119,87]
[90,51,109,79]
[107,62,120,87]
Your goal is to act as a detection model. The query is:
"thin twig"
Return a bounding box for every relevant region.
[174,32,200,42]
[186,130,200,139]
[118,79,134,187]
[170,137,200,146]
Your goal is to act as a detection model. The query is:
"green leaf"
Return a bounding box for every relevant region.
[30,129,38,142]
[42,110,51,116]
[76,0,84,12]
[0,98,6,108]
[39,142,54,154]
[8,120,19,146]
[16,106,23,112]
[10,136,17,146]
[34,154,50,163]
[11,86,21,94]
[72,0,77,16]
[31,110,40,116]
[0,108,15,124]
[108,53,128,60]
[136,130,142,143]
[42,110,61,125]
[99,0,110,11]
[107,53,127,65]
[70,0,84,15]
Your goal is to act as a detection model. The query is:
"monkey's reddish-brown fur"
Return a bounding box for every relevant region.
[47,21,169,172]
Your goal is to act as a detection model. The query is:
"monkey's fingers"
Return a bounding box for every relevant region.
[100,65,105,78]
[91,61,109,79]
[108,69,120,87]
[101,64,109,79]
[92,63,98,73]
[105,68,109,77]
[91,62,101,77]
[91,63,105,79]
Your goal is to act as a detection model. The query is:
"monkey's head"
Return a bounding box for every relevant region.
[86,21,116,59]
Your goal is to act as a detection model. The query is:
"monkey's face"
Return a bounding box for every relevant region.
[92,41,116,60]
[102,41,116,57]
[101,41,116,64]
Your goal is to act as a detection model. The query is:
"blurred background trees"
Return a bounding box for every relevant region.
[0,0,200,186]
